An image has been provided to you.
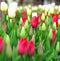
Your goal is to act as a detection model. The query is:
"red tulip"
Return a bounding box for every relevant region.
[51,30,56,43]
[27,39,35,56]
[40,12,42,19]
[0,37,4,53]
[22,10,27,15]
[22,16,27,26]
[31,16,39,28]
[52,14,58,27]
[18,38,28,55]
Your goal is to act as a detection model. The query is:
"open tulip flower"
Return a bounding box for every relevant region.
[0,2,60,61]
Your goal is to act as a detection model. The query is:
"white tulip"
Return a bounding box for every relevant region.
[8,8,16,18]
[1,2,8,12]
[32,12,37,17]
[8,2,18,18]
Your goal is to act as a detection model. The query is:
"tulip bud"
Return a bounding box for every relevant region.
[8,2,17,18]
[42,23,46,31]
[0,37,4,53]
[38,43,43,56]
[4,34,10,45]
[48,29,52,39]
[32,34,35,41]
[56,42,60,52]
[29,27,33,36]
[24,20,29,30]
[27,8,31,16]
[32,12,37,17]
[51,30,56,43]
[19,18,22,25]
[27,39,35,56]
[58,19,60,26]
[31,16,38,28]
[18,38,28,55]
[8,8,16,18]
[20,27,26,37]
[10,19,13,25]
[49,7,54,14]
[55,6,58,11]
[1,2,8,12]
[6,15,9,21]
[46,16,49,25]
[48,11,51,16]
[6,43,12,58]
[52,22,56,30]
[41,13,45,21]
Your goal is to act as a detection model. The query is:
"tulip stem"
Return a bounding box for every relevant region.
[8,58,11,61]
[21,55,24,61]
[29,56,32,61]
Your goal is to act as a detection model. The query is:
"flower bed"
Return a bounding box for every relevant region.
[0,2,60,61]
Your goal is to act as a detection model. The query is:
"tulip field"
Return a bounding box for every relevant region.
[0,2,60,61]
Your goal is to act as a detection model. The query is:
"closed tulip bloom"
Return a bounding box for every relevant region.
[1,2,8,12]
[58,19,60,26]
[20,27,26,37]
[31,16,39,28]
[38,43,43,56]
[27,39,35,56]
[52,14,58,27]
[42,23,46,31]
[18,38,28,55]
[6,43,12,58]
[8,2,17,18]
[41,13,45,21]
[51,30,56,43]
[22,16,27,26]
[22,10,27,15]
[56,42,60,52]
[0,37,4,53]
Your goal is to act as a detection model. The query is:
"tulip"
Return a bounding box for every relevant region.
[29,27,33,36]
[52,14,58,27]
[42,23,46,31]
[41,13,45,21]
[0,37,4,53]
[8,2,17,18]
[31,16,38,28]
[27,8,31,16]
[38,43,43,56]
[22,10,27,15]
[4,34,10,45]
[19,18,22,25]
[1,2,8,12]
[9,2,17,10]
[24,20,29,30]
[22,16,27,26]
[6,43,12,58]
[27,39,35,56]
[20,27,26,37]
[32,12,38,17]
[49,7,54,14]
[54,6,58,11]
[40,12,42,19]
[51,30,56,43]
[58,19,60,26]
[18,38,28,55]
[52,22,56,30]
[56,42,60,52]
[8,8,16,18]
